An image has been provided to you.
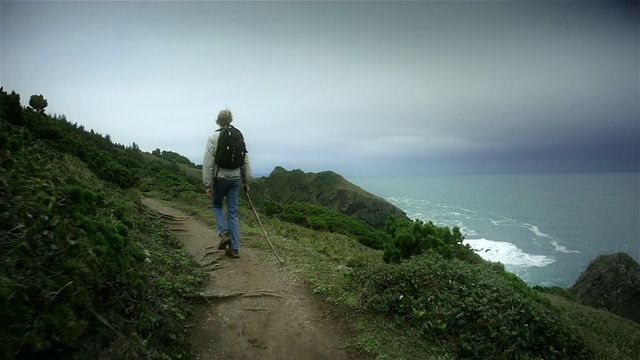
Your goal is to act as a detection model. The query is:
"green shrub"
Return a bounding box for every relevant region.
[351,253,592,359]
[264,201,391,249]
[383,217,481,264]
[140,161,200,196]
[0,117,206,359]
[533,285,575,301]
[3,96,145,190]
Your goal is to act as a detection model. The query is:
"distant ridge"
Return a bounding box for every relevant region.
[250,166,408,229]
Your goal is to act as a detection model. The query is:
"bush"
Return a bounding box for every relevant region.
[533,285,575,301]
[352,253,592,359]
[0,118,206,359]
[140,161,200,196]
[383,217,481,264]
[264,201,391,249]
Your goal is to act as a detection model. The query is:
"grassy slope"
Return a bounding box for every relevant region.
[139,151,202,184]
[0,125,207,359]
[178,164,201,183]
[544,294,640,359]
[167,195,640,360]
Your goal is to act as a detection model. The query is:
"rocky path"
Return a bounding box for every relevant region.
[141,197,356,360]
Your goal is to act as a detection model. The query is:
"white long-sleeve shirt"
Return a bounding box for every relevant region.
[202,128,252,188]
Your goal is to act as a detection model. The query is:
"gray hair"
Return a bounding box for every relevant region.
[216,109,233,126]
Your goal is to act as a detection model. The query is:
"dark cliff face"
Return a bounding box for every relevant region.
[250,166,409,229]
[568,252,640,325]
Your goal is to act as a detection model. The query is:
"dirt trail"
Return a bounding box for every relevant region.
[141,198,357,360]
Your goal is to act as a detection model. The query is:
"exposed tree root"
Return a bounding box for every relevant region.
[186,291,246,299]
[158,213,186,222]
[186,290,283,301]
[244,290,284,298]
[200,248,218,261]
[201,258,221,267]
[204,263,224,272]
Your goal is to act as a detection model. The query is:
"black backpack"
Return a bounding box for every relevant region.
[215,125,247,169]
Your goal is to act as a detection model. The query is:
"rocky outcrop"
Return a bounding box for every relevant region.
[568,252,640,324]
[250,166,408,229]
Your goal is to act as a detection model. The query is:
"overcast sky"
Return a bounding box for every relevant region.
[2,1,638,176]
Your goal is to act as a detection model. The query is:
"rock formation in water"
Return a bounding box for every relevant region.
[568,252,640,324]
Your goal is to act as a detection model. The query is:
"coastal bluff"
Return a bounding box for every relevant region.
[250,166,409,229]
[568,252,640,325]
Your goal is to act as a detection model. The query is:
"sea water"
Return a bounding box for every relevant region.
[350,172,640,288]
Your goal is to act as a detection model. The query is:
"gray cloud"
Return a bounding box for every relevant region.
[2,1,638,176]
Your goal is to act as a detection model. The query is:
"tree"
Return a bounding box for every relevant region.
[3,91,25,125]
[29,94,48,113]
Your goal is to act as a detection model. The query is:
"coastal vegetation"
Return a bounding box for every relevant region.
[1,90,206,359]
[250,166,408,230]
[262,200,391,250]
[2,88,639,359]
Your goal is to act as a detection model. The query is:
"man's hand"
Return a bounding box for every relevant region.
[242,183,249,193]
[206,188,212,198]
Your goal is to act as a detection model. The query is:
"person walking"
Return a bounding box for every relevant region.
[202,109,251,258]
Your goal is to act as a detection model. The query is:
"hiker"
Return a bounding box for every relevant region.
[202,109,252,258]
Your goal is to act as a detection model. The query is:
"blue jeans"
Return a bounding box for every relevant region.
[211,179,241,251]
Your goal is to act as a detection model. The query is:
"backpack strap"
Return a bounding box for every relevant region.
[213,127,224,186]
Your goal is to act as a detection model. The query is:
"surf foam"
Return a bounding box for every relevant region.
[463,238,555,268]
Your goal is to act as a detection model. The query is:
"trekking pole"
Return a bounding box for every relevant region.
[245,190,284,264]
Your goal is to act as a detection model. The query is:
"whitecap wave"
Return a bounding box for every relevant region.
[522,223,580,253]
[550,239,581,253]
[523,223,553,239]
[488,218,581,254]
[385,196,579,256]
[462,229,478,237]
[463,238,555,268]
[490,218,511,226]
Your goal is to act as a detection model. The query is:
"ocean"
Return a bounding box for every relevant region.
[349,172,640,288]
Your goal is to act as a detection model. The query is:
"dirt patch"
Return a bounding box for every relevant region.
[141,197,359,360]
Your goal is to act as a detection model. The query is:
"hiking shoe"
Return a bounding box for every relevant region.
[225,248,239,259]
[218,232,230,250]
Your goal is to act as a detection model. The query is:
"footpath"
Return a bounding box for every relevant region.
[141,197,357,360]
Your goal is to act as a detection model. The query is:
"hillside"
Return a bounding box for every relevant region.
[2,88,640,360]
[0,89,208,359]
[250,166,409,229]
